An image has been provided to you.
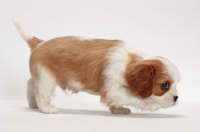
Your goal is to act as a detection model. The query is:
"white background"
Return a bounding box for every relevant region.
[0,0,200,101]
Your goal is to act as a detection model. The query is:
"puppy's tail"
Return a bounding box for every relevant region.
[13,18,43,50]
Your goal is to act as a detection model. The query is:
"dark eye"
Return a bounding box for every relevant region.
[161,83,169,90]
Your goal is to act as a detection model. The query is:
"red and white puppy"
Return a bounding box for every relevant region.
[14,20,180,114]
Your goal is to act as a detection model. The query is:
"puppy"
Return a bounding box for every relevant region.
[14,19,180,114]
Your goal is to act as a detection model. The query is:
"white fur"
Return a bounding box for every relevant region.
[126,42,148,59]
[151,85,177,108]
[15,19,180,114]
[35,64,59,114]
[76,36,90,41]
[158,57,181,83]
[103,42,152,109]
[25,40,179,114]
[27,78,37,108]
[13,19,33,43]
[103,42,180,111]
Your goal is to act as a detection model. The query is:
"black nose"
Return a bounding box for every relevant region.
[174,96,178,102]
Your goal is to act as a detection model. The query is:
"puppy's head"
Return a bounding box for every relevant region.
[125,57,180,109]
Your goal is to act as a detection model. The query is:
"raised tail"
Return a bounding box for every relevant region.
[13,18,43,50]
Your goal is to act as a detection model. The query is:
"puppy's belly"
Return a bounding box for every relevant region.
[58,79,82,93]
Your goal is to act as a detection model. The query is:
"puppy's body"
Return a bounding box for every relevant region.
[14,20,180,114]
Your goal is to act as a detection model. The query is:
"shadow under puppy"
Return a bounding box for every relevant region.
[14,19,180,114]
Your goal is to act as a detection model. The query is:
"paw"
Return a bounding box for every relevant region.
[39,105,59,114]
[110,106,131,115]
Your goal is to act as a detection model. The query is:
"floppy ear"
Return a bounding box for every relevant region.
[125,63,156,98]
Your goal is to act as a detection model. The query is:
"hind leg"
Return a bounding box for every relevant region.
[27,78,38,108]
[35,66,59,114]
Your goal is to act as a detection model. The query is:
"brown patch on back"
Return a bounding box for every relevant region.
[30,36,119,95]
[125,58,173,98]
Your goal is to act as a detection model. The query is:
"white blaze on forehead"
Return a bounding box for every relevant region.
[157,57,181,83]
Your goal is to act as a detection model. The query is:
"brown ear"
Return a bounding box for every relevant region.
[125,63,156,98]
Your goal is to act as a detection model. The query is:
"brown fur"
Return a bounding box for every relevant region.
[29,36,173,101]
[29,36,119,98]
[28,37,43,49]
[125,58,173,98]
[13,19,180,114]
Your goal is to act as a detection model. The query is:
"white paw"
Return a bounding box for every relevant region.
[110,106,131,115]
[39,105,59,114]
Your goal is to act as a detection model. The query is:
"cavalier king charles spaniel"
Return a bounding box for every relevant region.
[14,19,180,114]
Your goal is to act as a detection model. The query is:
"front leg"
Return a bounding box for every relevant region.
[109,106,131,115]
